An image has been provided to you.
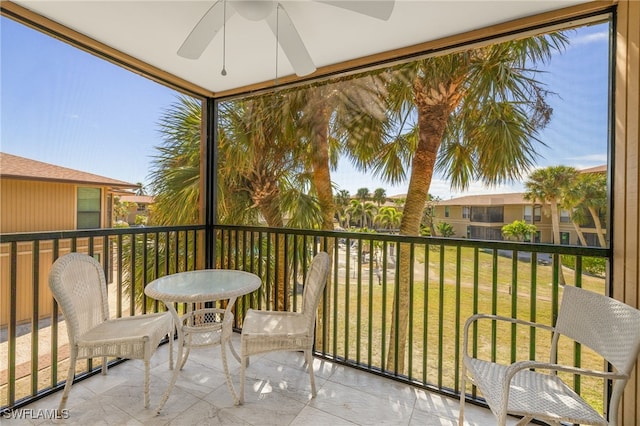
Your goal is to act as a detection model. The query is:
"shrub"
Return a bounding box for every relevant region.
[561,255,606,277]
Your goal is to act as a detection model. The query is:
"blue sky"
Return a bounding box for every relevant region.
[1,17,609,199]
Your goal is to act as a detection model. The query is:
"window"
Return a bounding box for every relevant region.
[470,206,504,223]
[560,232,570,245]
[526,205,542,222]
[469,226,503,240]
[444,207,450,218]
[462,206,470,219]
[77,187,101,229]
[560,209,570,223]
[584,233,601,247]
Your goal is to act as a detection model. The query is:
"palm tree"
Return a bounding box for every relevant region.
[560,173,590,246]
[524,165,579,284]
[362,201,378,229]
[577,172,607,247]
[379,33,568,372]
[346,199,365,228]
[334,189,351,228]
[288,74,389,232]
[373,188,387,206]
[135,183,147,196]
[148,94,317,310]
[356,187,371,202]
[219,94,321,310]
[374,206,402,232]
[285,76,389,348]
[149,96,202,225]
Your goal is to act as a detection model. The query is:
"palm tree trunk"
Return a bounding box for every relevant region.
[387,93,455,373]
[588,206,607,247]
[549,201,566,285]
[310,96,335,348]
[572,220,588,246]
[254,187,289,311]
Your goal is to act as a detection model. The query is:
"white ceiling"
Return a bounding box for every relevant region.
[13,0,592,94]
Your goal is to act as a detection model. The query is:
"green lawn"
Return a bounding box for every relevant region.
[319,246,607,412]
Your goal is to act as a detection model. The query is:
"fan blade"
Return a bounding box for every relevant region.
[266,5,316,76]
[178,1,236,59]
[316,0,395,21]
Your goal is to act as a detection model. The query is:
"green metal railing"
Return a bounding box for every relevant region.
[1,224,609,415]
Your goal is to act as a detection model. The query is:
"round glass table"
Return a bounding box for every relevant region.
[145,269,261,412]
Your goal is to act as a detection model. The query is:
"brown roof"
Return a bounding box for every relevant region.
[436,192,529,206]
[580,164,607,174]
[119,195,155,204]
[0,152,138,189]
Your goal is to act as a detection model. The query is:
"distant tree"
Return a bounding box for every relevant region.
[135,183,147,196]
[502,220,537,241]
[436,222,455,237]
[334,189,351,206]
[372,188,387,206]
[112,196,136,223]
[334,189,351,228]
[346,199,377,228]
[374,206,402,232]
[346,199,364,228]
[524,165,579,285]
[135,215,148,226]
[421,194,440,236]
[577,172,607,247]
[356,187,370,201]
[393,198,405,209]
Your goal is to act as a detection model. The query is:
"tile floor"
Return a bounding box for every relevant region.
[11,333,516,425]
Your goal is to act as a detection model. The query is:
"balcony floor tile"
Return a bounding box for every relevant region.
[16,334,516,425]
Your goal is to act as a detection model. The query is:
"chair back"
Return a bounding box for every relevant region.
[555,286,640,376]
[301,252,330,332]
[555,286,640,423]
[49,253,109,344]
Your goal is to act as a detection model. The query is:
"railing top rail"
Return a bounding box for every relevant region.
[0,223,608,257]
[0,224,207,243]
[212,224,609,257]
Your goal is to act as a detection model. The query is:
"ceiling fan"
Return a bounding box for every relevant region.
[178,0,395,77]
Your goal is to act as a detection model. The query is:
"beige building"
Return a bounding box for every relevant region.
[0,152,138,325]
[117,194,154,226]
[0,152,138,233]
[434,191,605,246]
[433,165,607,246]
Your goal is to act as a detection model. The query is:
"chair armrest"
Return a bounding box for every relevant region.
[500,360,628,405]
[504,359,628,382]
[462,314,555,358]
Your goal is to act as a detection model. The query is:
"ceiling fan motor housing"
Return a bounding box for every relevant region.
[233,0,276,21]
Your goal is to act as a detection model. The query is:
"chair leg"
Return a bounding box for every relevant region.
[239,353,247,405]
[515,416,533,425]
[58,351,76,414]
[143,358,150,408]
[459,368,466,425]
[305,350,316,398]
[168,327,174,370]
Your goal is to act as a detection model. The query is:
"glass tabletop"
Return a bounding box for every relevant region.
[145,269,261,303]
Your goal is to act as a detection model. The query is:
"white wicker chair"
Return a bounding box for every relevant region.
[48,252,173,413]
[239,251,330,404]
[459,285,640,426]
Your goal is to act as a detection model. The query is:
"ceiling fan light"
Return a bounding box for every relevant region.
[233,0,275,21]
